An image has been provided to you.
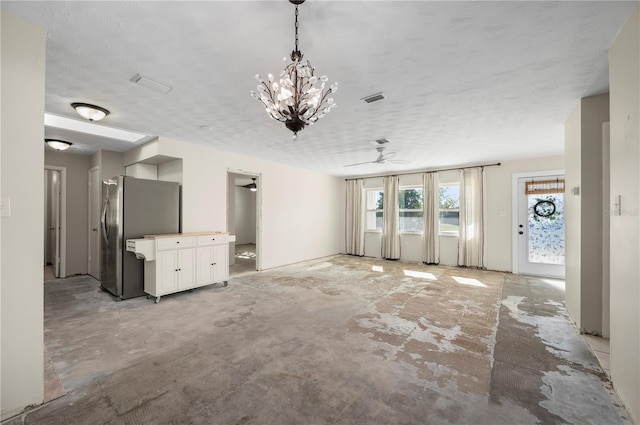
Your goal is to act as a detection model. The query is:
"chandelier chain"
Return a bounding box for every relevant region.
[294,4,299,56]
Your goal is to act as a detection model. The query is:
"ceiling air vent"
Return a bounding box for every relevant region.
[130,74,172,93]
[362,92,385,104]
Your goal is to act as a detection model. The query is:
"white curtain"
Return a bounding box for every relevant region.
[345,179,365,256]
[458,167,485,268]
[382,175,400,259]
[422,172,439,264]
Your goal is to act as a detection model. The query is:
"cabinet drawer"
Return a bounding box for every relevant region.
[157,236,196,250]
[197,234,227,246]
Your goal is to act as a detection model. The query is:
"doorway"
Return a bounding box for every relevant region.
[227,171,261,274]
[44,166,67,279]
[512,170,565,278]
[88,166,101,279]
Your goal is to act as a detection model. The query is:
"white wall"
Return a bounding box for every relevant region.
[125,137,344,270]
[564,94,609,335]
[360,156,564,271]
[234,187,256,244]
[89,150,125,182]
[158,159,183,184]
[609,5,640,422]
[484,155,565,272]
[564,104,582,328]
[1,10,46,420]
[362,173,461,265]
[227,174,236,265]
[126,163,157,180]
[45,150,91,275]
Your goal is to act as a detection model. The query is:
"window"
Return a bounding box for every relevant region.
[439,184,460,234]
[366,189,383,231]
[399,187,424,232]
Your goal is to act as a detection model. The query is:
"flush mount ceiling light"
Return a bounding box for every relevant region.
[71,102,110,121]
[251,0,337,140]
[45,139,72,151]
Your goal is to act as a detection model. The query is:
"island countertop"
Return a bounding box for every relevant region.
[142,231,230,239]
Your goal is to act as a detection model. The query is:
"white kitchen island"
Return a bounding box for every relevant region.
[127,232,234,303]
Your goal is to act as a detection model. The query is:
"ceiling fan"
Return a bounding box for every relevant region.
[344,146,410,167]
[241,178,258,192]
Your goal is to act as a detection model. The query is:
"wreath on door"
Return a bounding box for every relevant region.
[533,200,556,217]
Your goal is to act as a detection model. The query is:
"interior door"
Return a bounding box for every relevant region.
[517,176,565,278]
[51,170,61,278]
[44,171,48,266]
[88,167,101,279]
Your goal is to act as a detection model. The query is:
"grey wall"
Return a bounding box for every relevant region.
[602,122,610,339]
[580,94,609,335]
[45,150,91,275]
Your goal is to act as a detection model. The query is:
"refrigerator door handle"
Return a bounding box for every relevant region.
[100,196,110,245]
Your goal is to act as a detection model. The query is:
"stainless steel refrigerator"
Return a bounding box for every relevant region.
[100,176,180,300]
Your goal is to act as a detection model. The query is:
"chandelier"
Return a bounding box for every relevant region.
[251,0,337,140]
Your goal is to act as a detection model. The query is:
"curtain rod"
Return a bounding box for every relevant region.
[344,162,501,181]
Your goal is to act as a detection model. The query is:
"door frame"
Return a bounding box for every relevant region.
[227,169,262,271]
[88,165,100,279]
[45,165,67,278]
[511,169,565,276]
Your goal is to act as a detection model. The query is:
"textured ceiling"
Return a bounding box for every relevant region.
[3,1,637,177]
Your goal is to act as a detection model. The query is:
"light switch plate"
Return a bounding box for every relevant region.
[0,198,10,217]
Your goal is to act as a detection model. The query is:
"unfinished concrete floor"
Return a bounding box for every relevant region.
[5,255,632,424]
[230,244,256,276]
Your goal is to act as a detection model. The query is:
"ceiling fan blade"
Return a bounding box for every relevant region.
[386,159,410,164]
[382,151,397,160]
[344,161,375,167]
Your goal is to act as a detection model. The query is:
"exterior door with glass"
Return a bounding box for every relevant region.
[517,176,565,278]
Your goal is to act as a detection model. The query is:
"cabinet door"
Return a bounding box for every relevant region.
[196,246,214,286]
[177,248,196,290]
[213,244,229,282]
[157,250,177,294]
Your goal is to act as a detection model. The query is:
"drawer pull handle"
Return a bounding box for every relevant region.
[176,241,180,244]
